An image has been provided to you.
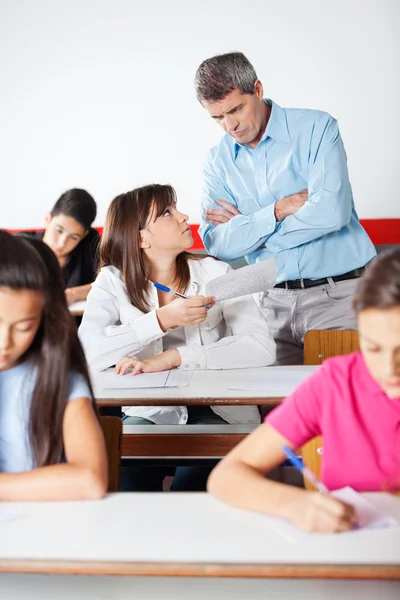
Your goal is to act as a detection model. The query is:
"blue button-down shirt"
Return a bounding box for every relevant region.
[200,100,376,283]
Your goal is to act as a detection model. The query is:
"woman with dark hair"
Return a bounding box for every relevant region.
[208,248,400,532]
[27,188,99,305]
[0,230,107,500]
[79,184,276,491]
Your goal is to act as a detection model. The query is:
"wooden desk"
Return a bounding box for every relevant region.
[0,493,399,580]
[92,367,317,458]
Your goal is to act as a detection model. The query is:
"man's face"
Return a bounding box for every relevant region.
[42,213,87,261]
[202,82,267,148]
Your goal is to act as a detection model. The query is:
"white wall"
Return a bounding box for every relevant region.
[0,0,398,228]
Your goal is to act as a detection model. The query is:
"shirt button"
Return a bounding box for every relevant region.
[196,364,201,368]
[184,364,189,369]
[205,322,210,327]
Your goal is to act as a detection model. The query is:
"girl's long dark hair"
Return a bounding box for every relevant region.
[100,184,204,313]
[0,230,93,468]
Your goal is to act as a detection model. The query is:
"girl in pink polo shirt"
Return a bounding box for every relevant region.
[208,248,400,533]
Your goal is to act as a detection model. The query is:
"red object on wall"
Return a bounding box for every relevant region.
[5,219,399,248]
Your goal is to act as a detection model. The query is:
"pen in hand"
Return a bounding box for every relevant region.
[153,282,211,309]
[283,445,329,494]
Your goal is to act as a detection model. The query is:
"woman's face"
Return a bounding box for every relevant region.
[0,287,44,371]
[358,306,400,398]
[140,203,193,255]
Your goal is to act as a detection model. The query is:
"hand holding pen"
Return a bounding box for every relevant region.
[282,446,358,532]
[154,283,215,331]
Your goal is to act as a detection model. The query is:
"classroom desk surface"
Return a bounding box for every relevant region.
[93,366,318,407]
[1,493,399,579]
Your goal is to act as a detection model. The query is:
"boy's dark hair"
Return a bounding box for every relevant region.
[51,188,97,230]
[195,51,258,104]
[353,248,400,314]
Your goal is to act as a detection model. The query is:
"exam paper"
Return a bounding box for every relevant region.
[99,369,192,389]
[331,486,399,529]
[226,367,316,393]
[263,487,399,542]
[0,510,24,525]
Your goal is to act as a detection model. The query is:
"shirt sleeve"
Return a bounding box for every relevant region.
[67,372,92,402]
[200,152,277,261]
[263,115,353,253]
[266,364,328,448]
[177,283,276,371]
[78,270,165,371]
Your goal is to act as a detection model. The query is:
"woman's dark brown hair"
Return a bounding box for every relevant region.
[353,248,400,314]
[0,230,93,468]
[100,184,203,313]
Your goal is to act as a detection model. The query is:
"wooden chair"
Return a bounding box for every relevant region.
[301,329,359,490]
[99,416,122,492]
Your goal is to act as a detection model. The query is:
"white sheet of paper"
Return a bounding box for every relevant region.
[0,510,24,525]
[331,486,400,529]
[226,367,315,392]
[100,369,191,389]
[262,488,399,543]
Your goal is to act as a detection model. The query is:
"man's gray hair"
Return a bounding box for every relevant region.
[195,52,258,103]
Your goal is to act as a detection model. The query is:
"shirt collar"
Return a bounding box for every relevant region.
[233,99,290,159]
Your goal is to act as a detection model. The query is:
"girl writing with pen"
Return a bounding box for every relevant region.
[79,184,276,492]
[208,248,400,532]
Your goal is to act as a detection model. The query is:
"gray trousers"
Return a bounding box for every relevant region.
[260,278,358,365]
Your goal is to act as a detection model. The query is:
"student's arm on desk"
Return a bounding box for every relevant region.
[208,424,356,533]
[208,367,356,533]
[0,398,108,501]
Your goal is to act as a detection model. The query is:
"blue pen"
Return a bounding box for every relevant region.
[283,445,329,494]
[153,282,210,309]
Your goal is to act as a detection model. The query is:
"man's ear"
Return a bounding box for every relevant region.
[44,212,52,226]
[254,79,264,99]
[139,230,151,249]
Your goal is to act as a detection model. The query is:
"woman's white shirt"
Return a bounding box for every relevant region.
[79,257,276,424]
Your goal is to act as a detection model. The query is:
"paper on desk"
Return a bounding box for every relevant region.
[100,369,192,389]
[264,487,399,543]
[331,486,399,529]
[0,509,24,525]
[226,367,315,393]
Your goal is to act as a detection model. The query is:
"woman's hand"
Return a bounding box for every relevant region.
[156,296,215,331]
[115,349,181,376]
[283,491,358,533]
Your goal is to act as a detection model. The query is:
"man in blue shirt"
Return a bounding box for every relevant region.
[196,52,376,364]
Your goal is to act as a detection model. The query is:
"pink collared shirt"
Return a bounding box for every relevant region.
[266,352,400,491]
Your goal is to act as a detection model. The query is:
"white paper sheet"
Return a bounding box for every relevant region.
[99,369,192,389]
[263,488,399,543]
[331,486,400,529]
[0,510,24,525]
[226,367,316,393]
